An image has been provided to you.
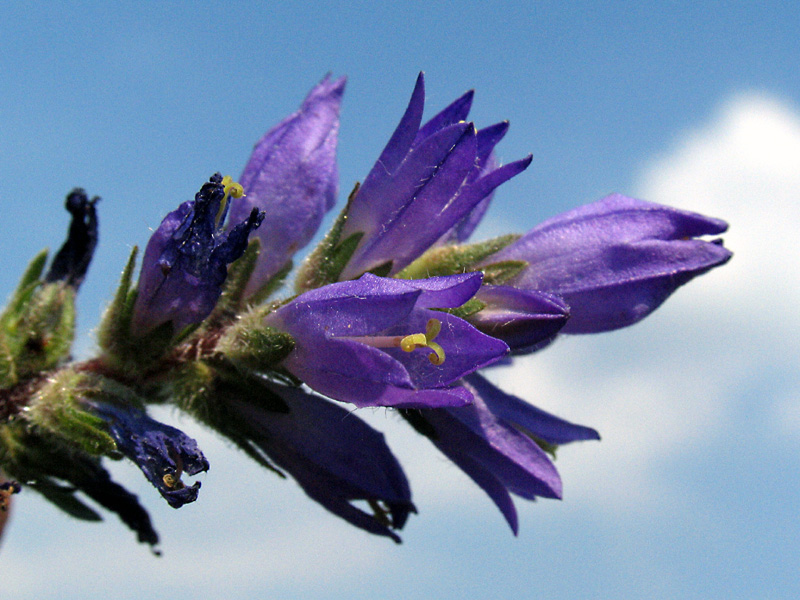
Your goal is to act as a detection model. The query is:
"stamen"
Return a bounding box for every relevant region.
[400,318,446,365]
[342,318,446,365]
[215,175,246,228]
[163,446,186,490]
[162,473,186,490]
[221,175,245,199]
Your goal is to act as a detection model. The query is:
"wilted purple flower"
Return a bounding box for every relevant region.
[404,373,599,533]
[131,174,264,336]
[229,75,345,295]
[486,194,732,333]
[265,272,508,408]
[88,400,209,509]
[222,381,413,543]
[466,285,570,353]
[44,188,99,289]
[337,73,532,280]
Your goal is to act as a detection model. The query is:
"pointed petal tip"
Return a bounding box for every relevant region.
[413,71,425,91]
[506,510,520,536]
[305,74,347,106]
[482,120,510,135]
[456,88,475,110]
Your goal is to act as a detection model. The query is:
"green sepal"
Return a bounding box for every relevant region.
[295,182,362,292]
[214,310,295,374]
[296,230,363,292]
[0,421,159,546]
[5,282,77,378]
[26,369,117,456]
[440,298,487,320]
[164,360,217,418]
[396,234,521,280]
[505,416,559,459]
[0,249,78,379]
[248,259,293,306]
[166,359,288,477]
[399,408,439,441]
[177,372,287,477]
[0,337,17,389]
[206,237,262,326]
[368,260,393,278]
[0,249,48,331]
[480,260,529,285]
[98,246,184,372]
[97,246,139,361]
[533,437,559,460]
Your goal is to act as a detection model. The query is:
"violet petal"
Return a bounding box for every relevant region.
[231,75,345,294]
[492,193,732,333]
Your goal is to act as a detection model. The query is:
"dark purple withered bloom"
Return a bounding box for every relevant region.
[229,75,345,296]
[222,381,413,543]
[486,194,732,333]
[44,188,99,290]
[466,285,570,353]
[404,373,599,534]
[87,401,209,509]
[131,174,264,336]
[337,73,532,280]
[265,272,509,408]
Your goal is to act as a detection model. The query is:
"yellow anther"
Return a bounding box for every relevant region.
[221,175,245,199]
[427,341,445,365]
[425,318,441,340]
[214,176,244,228]
[399,318,446,365]
[400,333,428,352]
[162,473,185,490]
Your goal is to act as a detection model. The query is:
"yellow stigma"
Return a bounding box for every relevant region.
[162,472,186,490]
[215,175,245,228]
[400,318,445,365]
[221,175,245,199]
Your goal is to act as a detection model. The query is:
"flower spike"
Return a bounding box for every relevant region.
[0,73,732,549]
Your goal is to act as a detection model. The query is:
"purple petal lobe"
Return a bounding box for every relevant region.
[226,382,414,542]
[465,373,600,445]
[403,372,599,532]
[468,286,569,353]
[415,88,473,144]
[376,72,426,175]
[231,75,345,294]
[473,122,509,178]
[445,154,532,243]
[491,194,732,332]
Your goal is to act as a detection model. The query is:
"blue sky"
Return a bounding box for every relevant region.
[2,2,800,599]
